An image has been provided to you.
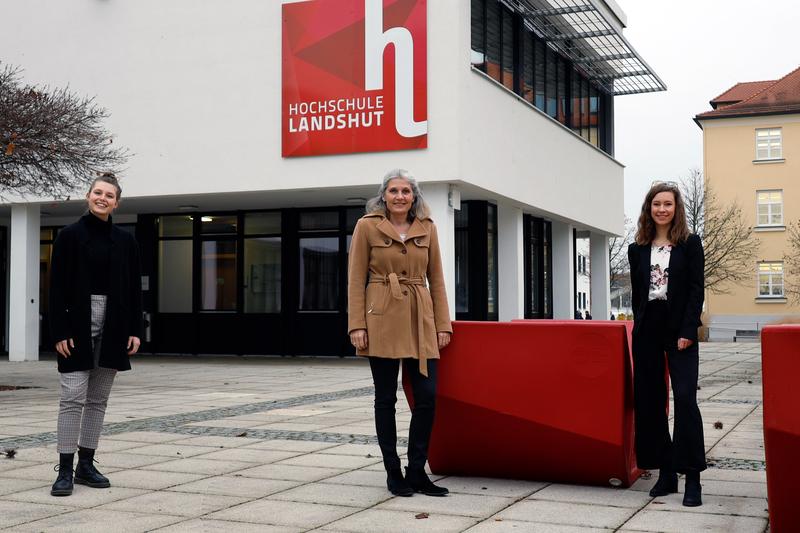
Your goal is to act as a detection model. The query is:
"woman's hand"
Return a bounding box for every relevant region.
[350,329,368,351]
[127,336,141,355]
[677,338,693,351]
[55,338,74,358]
[437,332,451,350]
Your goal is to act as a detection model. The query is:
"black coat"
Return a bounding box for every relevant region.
[49,214,143,373]
[628,234,705,342]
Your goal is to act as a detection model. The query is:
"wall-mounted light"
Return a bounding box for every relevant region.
[201,216,213,222]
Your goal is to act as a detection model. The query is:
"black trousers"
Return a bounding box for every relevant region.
[368,357,437,472]
[633,300,706,473]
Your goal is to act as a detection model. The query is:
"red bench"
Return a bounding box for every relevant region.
[406,320,642,487]
[761,325,800,532]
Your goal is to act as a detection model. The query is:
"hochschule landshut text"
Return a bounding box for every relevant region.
[287,96,385,132]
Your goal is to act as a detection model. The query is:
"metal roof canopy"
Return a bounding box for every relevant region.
[507,0,666,96]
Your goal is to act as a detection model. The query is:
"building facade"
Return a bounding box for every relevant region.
[1,0,663,359]
[696,66,800,341]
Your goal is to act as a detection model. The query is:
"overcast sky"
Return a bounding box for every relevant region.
[614,0,799,223]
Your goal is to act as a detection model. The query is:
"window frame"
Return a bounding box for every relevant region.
[757,261,784,298]
[755,128,783,161]
[756,189,783,227]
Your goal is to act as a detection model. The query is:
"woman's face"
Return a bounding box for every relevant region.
[383,178,414,219]
[86,181,119,220]
[651,191,676,228]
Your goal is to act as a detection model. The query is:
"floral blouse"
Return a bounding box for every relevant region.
[648,244,672,301]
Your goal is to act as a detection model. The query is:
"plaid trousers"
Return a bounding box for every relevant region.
[57,295,117,453]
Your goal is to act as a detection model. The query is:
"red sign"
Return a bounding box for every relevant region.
[282,0,427,157]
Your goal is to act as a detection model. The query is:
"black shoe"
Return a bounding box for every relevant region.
[75,457,110,488]
[648,470,678,497]
[405,467,448,496]
[683,478,702,507]
[386,468,413,497]
[50,464,74,496]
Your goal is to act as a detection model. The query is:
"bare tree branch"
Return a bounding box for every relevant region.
[609,217,634,290]
[680,169,759,294]
[784,220,800,303]
[0,62,129,199]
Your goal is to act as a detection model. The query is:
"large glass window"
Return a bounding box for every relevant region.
[545,47,557,118]
[158,239,193,312]
[487,204,498,319]
[501,6,514,90]
[244,238,281,313]
[159,215,192,237]
[589,85,599,146]
[201,240,237,311]
[485,1,502,83]
[521,32,534,104]
[756,190,783,227]
[455,204,470,314]
[756,128,782,160]
[524,216,553,319]
[534,39,546,110]
[299,237,339,310]
[470,0,486,70]
[758,262,784,297]
[556,56,567,123]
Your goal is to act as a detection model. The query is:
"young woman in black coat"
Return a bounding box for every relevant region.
[628,182,706,507]
[49,173,142,497]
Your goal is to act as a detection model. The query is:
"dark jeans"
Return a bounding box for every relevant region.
[633,299,706,473]
[368,357,438,472]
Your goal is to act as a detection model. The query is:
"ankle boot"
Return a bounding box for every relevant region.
[648,469,678,497]
[405,467,448,496]
[386,468,413,497]
[51,453,74,496]
[75,447,110,488]
[683,472,702,507]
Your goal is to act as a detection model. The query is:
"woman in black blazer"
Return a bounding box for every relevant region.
[628,182,705,507]
[49,173,142,497]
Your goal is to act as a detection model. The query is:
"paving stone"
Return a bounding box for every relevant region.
[496,500,636,529]
[439,476,547,498]
[153,519,300,532]
[91,452,175,469]
[2,462,115,482]
[122,443,222,458]
[8,508,184,532]
[104,469,205,490]
[276,453,381,470]
[168,435,262,448]
[321,443,383,457]
[378,492,514,518]
[701,468,766,483]
[271,481,390,507]
[319,508,478,532]
[2,485,147,508]
[646,494,768,518]
[99,490,248,517]
[619,509,768,532]
[140,457,253,475]
[208,499,355,528]
[0,459,39,472]
[241,439,345,453]
[0,499,73,528]
[0,478,49,497]
[319,469,395,488]
[104,431,187,443]
[168,475,300,498]
[194,447,300,464]
[464,521,613,532]
[529,484,652,508]
[234,463,345,482]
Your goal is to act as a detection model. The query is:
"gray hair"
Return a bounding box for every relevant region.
[365,168,431,221]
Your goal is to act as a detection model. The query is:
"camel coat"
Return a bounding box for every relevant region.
[347,213,452,376]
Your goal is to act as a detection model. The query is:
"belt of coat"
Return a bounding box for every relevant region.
[368,273,433,377]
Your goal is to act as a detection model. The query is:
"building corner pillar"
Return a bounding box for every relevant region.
[421,183,456,321]
[498,204,524,321]
[9,204,40,362]
[551,221,575,319]
[590,232,611,321]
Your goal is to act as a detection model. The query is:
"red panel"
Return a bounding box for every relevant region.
[761,325,800,533]
[405,321,643,487]
[282,0,427,157]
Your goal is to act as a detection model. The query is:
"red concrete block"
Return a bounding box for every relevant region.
[761,325,800,533]
[406,320,642,487]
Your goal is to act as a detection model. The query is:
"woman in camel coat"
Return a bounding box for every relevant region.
[348,168,452,497]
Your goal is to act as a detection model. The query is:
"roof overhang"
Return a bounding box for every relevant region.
[506,0,667,96]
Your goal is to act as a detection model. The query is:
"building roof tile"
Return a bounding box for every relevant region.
[697,65,800,120]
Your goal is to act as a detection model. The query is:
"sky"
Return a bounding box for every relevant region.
[614,0,800,222]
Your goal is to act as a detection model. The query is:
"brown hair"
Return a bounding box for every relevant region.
[89,171,122,200]
[634,182,690,245]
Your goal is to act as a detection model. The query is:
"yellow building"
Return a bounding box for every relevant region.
[695,66,800,341]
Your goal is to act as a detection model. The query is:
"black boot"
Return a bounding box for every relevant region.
[683,472,702,507]
[648,469,678,497]
[51,453,74,496]
[405,467,448,496]
[386,468,413,497]
[75,447,110,488]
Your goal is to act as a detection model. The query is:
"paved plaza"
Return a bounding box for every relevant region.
[0,343,767,532]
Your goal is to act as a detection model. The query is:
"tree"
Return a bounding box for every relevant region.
[784,221,800,303]
[679,168,759,294]
[0,62,128,198]
[609,217,634,290]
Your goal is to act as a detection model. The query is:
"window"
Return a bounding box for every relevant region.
[758,262,784,298]
[756,128,782,160]
[470,0,485,70]
[158,216,193,312]
[244,212,281,313]
[756,190,783,226]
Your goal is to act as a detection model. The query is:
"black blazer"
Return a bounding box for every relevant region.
[628,234,705,342]
[49,214,143,373]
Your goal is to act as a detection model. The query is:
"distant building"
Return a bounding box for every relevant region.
[695,66,800,341]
